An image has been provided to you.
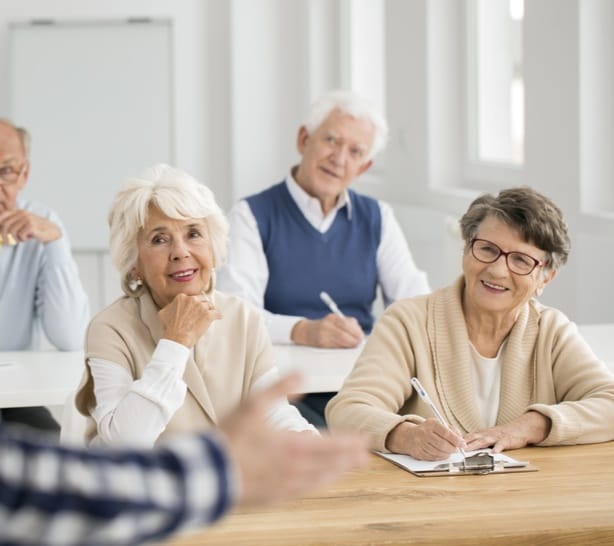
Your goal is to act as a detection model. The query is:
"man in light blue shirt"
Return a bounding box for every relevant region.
[0,119,89,433]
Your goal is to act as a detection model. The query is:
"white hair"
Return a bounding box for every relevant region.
[108,164,229,296]
[303,90,388,159]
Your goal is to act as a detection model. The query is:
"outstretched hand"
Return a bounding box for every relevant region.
[218,373,370,507]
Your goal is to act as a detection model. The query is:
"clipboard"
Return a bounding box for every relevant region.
[376,449,538,477]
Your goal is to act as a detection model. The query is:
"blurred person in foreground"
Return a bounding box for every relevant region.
[327,186,614,460]
[76,164,314,447]
[1,373,369,546]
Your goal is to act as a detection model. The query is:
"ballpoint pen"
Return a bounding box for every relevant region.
[319,291,345,317]
[410,376,466,458]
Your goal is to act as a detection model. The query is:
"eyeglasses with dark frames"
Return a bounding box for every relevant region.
[470,238,545,276]
[0,161,28,185]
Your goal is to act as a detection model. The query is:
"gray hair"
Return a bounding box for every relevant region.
[0,118,31,157]
[459,186,571,271]
[303,90,388,159]
[108,164,229,296]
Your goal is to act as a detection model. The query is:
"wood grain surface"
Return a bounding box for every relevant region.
[162,443,614,545]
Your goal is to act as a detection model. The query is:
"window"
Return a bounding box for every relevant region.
[341,0,386,116]
[467,0,524,165]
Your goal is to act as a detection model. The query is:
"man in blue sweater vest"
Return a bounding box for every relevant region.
[217,90,430,426]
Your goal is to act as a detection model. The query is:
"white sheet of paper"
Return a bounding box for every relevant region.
[376,449,528,472]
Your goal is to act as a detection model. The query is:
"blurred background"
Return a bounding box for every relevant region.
[1,0,612,324]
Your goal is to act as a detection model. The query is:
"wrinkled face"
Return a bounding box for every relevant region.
[294,109,374,212]
[462,215,555,318]
[135,205,215,308]
[0,122,29,213]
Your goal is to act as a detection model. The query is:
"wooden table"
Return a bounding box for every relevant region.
[163,442,614,545]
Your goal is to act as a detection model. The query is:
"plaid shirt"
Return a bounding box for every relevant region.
[0,424,234,546]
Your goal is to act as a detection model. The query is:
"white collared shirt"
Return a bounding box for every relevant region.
[217,171,431,343]
[88,339,315,447]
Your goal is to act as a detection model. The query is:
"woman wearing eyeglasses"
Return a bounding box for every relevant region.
[327,186,614,460]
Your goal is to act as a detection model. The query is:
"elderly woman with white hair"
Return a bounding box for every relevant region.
[76,164,315,447]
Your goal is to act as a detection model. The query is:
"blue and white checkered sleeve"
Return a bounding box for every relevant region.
[0,425,236,546]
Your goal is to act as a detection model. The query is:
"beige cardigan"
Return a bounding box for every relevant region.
[326,276,614,452]
[76,289,273,444]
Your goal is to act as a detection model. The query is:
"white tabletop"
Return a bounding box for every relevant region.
[273,323,614,393]
[273,344,364,393]
[1,324,610,411]
[0,351,84,409]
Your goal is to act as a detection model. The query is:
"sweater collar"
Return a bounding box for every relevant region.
[429,276,537,431]
[286,168,352,221]
[137,288,218,423]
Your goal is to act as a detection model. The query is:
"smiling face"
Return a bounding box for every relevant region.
[294,109,375,214]
[462,215,556,321]
[135,205,215,309]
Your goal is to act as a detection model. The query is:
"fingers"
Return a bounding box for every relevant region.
[159,292,223,346]
[464,433,493,451]
[0,233,16,246]
[464,427,510,452]
[0,210,60,243]
[406,420,466,460]
[318,315,364,348]
[238,428,369,507]
[290,315,365,348]
[248,372,304,411]
[219,374,369,507]
[280,433,369,490]
[0,210,22,241]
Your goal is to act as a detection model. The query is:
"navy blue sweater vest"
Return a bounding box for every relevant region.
[246,182,381,333]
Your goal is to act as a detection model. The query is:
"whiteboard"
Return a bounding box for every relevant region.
[9,19,174,250]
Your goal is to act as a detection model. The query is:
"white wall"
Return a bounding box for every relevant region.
[1,0,612,323]
[382,0,614,323]
[0,0,231,312]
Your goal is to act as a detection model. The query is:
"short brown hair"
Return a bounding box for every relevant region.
[459,186,571,270]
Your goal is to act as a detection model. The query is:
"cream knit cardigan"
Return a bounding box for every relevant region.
[326,276,614,452]
[76,289,273,444]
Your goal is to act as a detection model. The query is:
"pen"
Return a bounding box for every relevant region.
[410,377,466,458]
[319,291,345,317]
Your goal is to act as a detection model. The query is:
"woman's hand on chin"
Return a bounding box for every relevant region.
[158,292,222,348]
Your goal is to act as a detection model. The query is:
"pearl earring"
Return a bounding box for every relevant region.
[128,277,143,292]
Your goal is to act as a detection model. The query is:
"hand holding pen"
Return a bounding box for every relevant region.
[290,291,364,348]
[407,377,467,460]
